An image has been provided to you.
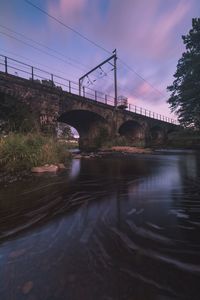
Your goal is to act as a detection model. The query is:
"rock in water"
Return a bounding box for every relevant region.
[31,165,59,173]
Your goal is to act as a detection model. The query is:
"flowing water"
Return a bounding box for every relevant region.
[0,151,200,300]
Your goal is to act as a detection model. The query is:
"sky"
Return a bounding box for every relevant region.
[0,0,199,120]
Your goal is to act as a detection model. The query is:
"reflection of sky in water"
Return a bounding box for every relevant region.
[128,155,182,195]
[69,159,80,179]
[184,154,197,179]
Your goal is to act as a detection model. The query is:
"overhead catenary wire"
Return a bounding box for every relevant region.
[0,31,117,89]
[0,24,116,86]
[0,30,88,74]
[0,47,79,78]
[24,0,111,55]
[118,59,166,98]
[0,32,114,93]
[0,23,90,70]
[24,0,167,99]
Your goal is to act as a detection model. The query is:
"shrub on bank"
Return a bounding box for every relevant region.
[167,130,200,149]
[0,133,71,172]
[104,136,146,148]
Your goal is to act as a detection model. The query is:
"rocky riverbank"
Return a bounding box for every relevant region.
[73,146,153,159]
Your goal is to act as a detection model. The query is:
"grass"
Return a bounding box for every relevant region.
[104,136,146,148]
[0,133,72,173]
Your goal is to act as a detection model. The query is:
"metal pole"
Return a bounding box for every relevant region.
[69,81,71,93]
[5,56,7,73]
[113,49,118,108]
[51,74,54,87]
[31,66,34,81]
[79,53,115,82]
[78,50,117,105]
[105,94,107,104]
[79,79,82,96]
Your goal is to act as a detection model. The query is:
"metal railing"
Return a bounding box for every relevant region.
[0,54,178,124]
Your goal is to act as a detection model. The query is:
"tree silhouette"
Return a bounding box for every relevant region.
[167,18,200,129]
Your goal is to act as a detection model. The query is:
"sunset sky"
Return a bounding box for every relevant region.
[0,0,199,119]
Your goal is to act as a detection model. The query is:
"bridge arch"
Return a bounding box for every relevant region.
[118,120,146,145]
[58,109,109,151]
[150,125,165,144]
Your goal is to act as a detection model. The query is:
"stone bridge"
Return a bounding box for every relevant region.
[0,71,178,151]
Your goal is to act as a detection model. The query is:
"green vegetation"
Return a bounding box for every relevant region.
[104,136,145,148]
[0,133,71,173]
[166,129,200,149]
[0,91,75,175]
[0,92,38,134]
[167,18,200,129]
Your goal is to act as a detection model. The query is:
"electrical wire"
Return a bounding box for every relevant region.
[24,0,111,55]
[0,23,90,70]
[118,59,166,98]
[0,30,88,73]
[24,0,167,99]
[0,29,114,88]
[0,24,117,85]
[0,47,76,78]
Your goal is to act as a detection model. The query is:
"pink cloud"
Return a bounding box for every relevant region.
[48,0,87,25]
[89,0,191,60]
[146,1,191,57]
[136,82,154,97]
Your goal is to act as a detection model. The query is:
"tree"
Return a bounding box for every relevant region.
[57,123,73,139]
[167,18,200,129]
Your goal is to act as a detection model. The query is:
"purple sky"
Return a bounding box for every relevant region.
[0,0,199,119]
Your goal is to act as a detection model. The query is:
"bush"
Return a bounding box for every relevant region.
[104,136,145,148]
[167,129,200,149]
[0,133,71,172]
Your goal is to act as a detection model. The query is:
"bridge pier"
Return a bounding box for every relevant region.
[149,126,167,146]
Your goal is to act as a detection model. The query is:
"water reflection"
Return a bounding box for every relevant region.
[0,151,200,299]
[69,159,81,180]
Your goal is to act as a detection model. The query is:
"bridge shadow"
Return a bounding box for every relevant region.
[118,120,146,146]
[58,109,109,151]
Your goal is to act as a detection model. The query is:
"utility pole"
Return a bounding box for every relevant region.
[79,50,118,107]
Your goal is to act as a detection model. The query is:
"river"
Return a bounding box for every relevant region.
[0,150,200,300]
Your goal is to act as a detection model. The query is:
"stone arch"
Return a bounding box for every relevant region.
[150,125,165,144]
[58,109,109,151]
[118,120,146,145]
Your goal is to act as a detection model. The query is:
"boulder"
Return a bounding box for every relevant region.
[57,163,66,170]
[31,164,59,173]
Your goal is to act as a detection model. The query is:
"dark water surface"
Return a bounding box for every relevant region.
[0,151,200,300]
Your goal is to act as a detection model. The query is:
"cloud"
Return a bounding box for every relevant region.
[48,0,87,25]
[92,0,191,60]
